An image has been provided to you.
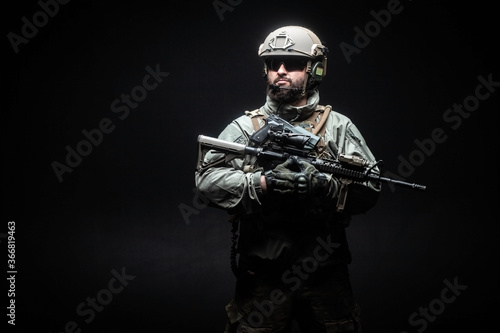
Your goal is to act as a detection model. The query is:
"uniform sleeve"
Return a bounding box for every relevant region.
[195,117,264,214]
[324,112,381,215]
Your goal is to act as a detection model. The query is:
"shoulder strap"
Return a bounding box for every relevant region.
[245,109,266,132]
[308,104,331,136]
[303,105,331,154]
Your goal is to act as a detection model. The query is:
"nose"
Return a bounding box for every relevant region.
[276,63,288,74]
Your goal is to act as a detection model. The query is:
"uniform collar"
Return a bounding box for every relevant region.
[261,89,320,122]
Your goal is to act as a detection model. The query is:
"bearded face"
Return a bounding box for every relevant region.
[266,75,306,104]
[264,57,309,105]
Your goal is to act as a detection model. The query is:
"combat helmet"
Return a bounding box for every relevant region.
[258,25,328,91]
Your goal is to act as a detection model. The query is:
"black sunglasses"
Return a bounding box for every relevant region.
[266,58,308,72]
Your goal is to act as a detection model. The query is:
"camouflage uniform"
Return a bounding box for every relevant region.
[195,89,381,332]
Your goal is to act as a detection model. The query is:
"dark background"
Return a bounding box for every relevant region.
[2,0,499,332]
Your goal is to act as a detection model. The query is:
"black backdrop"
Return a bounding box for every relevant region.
[3,1,499,332]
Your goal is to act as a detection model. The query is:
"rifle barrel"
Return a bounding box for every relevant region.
[377,176,426,190]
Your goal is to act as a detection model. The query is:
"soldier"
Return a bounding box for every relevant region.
[195,26,381,333]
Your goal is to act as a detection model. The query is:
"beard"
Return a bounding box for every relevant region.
[267,76,306,104]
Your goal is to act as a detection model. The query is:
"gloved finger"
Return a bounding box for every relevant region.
[272,171,297,181]
[310,173,329,195]
[294,172,309,197]
[270,179,296,191]
[295,158,319,175]
[273,157,296,173]
[289,156,306,172]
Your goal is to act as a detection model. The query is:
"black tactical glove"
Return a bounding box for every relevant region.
[264,156,329,198]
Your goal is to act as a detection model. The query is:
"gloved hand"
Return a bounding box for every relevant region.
[264,156,329,198]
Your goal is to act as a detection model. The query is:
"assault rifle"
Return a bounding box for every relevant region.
[197,114,425,209]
